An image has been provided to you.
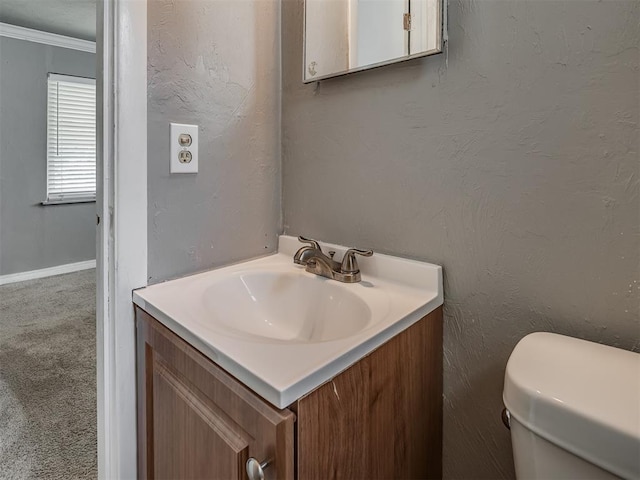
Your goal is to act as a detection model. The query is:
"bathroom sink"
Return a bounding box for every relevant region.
[202,272,374,343]
[133,235,442,407]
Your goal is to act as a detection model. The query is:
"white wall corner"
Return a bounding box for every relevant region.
[97,0,148,478]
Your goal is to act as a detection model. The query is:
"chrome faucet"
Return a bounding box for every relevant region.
[293,236,373,283]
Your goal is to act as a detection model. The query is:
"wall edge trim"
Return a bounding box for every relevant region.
[0,22,96,53]
[0,260,96,286]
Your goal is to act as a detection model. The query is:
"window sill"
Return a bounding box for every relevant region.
[42,198,96,206]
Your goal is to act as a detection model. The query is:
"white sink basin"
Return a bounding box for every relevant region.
[133,235,442,408]
[203,272,375,343]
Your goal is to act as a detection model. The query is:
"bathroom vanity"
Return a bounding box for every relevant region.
[133,236,444,479]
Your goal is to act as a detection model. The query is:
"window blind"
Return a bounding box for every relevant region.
[46,73,96,203]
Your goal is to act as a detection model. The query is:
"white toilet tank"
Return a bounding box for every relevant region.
[503,332,640,480]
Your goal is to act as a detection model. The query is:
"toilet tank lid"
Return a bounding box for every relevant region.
[503,332,640,480]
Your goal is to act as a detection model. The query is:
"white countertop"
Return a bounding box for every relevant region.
[133,236,443,408]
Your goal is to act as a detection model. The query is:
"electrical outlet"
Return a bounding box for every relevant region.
[170,123,198,173]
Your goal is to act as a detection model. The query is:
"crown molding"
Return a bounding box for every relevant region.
[0,22,95,53]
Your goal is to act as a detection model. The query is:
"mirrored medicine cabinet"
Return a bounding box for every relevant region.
[304,0,445,83]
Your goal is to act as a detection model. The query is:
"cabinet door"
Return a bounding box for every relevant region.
[152,358,248,479]
[136,308,295,480]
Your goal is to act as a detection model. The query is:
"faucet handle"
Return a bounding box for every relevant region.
[297,236,322,251]
[341,248,373,274]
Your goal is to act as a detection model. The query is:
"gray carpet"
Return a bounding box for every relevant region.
[0,269,97,479]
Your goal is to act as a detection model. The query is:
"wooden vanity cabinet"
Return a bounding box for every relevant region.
[136,306,443,480]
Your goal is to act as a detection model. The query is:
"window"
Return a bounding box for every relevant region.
[46,73,96,204]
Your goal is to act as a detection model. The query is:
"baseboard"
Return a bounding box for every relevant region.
[0,260,96,286]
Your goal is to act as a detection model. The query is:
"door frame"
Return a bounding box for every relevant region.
[97,1,147,478]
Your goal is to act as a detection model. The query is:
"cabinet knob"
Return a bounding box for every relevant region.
[246,457,270,480]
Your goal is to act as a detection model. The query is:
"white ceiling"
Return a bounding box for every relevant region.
[0,0,96,41]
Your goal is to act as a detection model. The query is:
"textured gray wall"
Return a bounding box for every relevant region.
[282,0,640,478]
[147,0,281,283]
[0,37,96,276]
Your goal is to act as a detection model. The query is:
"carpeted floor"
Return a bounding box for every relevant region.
[0,269,97,479]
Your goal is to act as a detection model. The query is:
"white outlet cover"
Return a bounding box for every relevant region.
[170,123,198,174]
